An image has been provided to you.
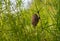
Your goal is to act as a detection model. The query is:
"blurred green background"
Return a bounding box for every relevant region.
[0,0,60,41]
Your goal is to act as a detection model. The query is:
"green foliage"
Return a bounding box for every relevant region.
[0,0,60,41]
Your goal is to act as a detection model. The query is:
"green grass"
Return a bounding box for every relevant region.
[0,0,60,41]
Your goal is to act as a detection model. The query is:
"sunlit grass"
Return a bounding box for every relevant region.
[0,0,60,41]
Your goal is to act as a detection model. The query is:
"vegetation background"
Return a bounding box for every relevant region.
[0,0,60,41]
